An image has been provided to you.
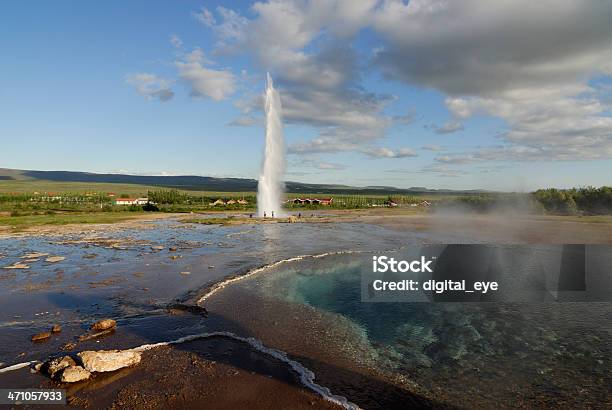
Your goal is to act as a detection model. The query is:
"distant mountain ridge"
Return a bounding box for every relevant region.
[0,168,487,195]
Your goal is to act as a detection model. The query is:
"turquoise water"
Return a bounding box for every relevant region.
[247,251,611,406]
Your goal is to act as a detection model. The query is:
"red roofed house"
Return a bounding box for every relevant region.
[288,197,333,206]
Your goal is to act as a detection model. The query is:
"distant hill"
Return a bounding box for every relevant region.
[0,168,487,195]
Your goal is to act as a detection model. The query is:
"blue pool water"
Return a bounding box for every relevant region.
[227,250,611,407]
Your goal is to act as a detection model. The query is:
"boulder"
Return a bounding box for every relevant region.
[45,356,76,378]
[91,318,116,331]
[31,331,51,341]
[51,324,62,333]
[78,350,141,372]
[169,247,178,252]
[60,366,91,383]
[45,256,66,263]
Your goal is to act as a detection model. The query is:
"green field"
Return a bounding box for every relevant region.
[0,212,146,231]
[0,179,255,198]
[1,176,611,231]
[0,180,430,230]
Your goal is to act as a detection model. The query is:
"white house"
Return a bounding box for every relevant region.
[114,197,149,206]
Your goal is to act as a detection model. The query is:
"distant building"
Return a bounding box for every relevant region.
[114,197,149,205]
[287,197,333,206]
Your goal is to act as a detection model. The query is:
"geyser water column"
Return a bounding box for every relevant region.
[257,73,285,217]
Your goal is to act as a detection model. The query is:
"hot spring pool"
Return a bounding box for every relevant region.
[206,248,612,408]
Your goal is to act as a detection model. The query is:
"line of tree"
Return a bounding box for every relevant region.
[437,186,612,215]
[533,186,612,215]
[146,189,255,210]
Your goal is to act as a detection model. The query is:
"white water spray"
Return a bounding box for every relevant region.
[257,73,285,217]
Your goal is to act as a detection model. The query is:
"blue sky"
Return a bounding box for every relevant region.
[1,0,611,191]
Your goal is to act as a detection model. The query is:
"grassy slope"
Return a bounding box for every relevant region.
[0,179,448,200]
[0,179,255,197]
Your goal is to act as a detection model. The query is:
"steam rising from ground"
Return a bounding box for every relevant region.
[258,73,285,217]
[429,193,544,243]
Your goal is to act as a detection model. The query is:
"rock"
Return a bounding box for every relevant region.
[62,342,77,351]
[91,318,116,331]
[51,324,62,333]
[60,366,91,382]
[45,356,76,378]
[169,247,178,252]
[4,263,30,270]
[31,331,51,341]
[179,271,191,275]
[34,363,43,372]
[288,216,298,223]
[78,350,141,372]
[166,304,207,317]
[169,255,180,260]
[20,252,49,259]
[151,245,164,251]
[45,256,66,263]
[78,328,114,342]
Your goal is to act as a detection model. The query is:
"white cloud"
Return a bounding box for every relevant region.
[197,1,612,164]
[442,89,612,161]
[192,7,216,27]
[370,0,612,161]
[193,6,247,48]
[227,116,261,127]
[289,156,347,172]
[422,145,445,152]
[419,164,467,178]
[315,161,347,170]
[201,3,396,158]
[372,1,612,96]
[287,137,416,160]
[433,120,464,134]
[169,34,183,49]
[287,138,360,155]
[175,48,236,100]
[361,147,417,159]
[393,111,415,125]
[125,73,174,102]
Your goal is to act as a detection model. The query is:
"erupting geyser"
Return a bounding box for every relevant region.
[257,73,285,218]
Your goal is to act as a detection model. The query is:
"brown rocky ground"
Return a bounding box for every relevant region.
[0,337,342,409]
